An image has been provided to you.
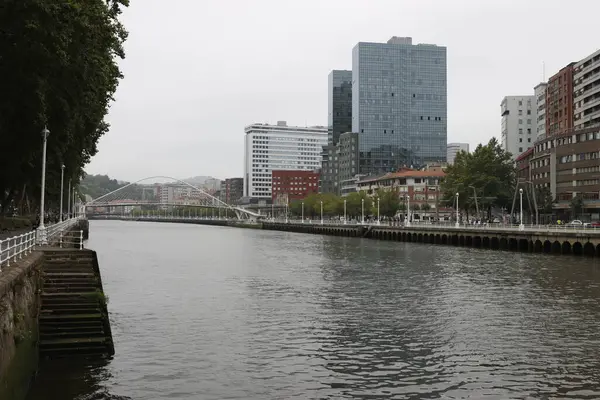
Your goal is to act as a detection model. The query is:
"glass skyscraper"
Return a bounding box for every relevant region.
[328,70,353,146]
[352,36,447,175]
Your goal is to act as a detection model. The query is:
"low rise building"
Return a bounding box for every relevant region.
[271,170,320,203]
[356,167,446,212]
[222,178,243,204]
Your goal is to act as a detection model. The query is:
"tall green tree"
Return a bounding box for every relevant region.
[371,189,400,217]
[0,0,129,213]
[441,138,516,219]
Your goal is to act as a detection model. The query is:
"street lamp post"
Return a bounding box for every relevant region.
[285,201,288,223]
[301,201,304,223]
[320,200,323,225]
[519,188,525,231]
[59,164,65,222]
[377,197,380,225]
[406,194,411,227]
[73,187,77,217]
[361,198,364,224]
[37,126,50,245]
[67,179,71,218]
[272,202,274,221]
[343,199,347,225]
[455,192,460,228]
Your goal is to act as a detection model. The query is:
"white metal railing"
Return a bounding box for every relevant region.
[264,219,600,234]
[0,231,36,270]
[0,216,84,272]
[44,216,82,244]
[58,229,84,250]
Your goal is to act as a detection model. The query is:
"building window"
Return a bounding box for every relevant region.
[528,138,531,142]
[519,147,523,152]
[519,100,523,106]
[519,138,523,143]
[518,110,523,116]
[519,128,523,134]
[519,119,523,124]
[527,110,531,115]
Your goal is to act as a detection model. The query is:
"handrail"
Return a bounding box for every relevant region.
[0,231,36,271]
[0,216,84,272]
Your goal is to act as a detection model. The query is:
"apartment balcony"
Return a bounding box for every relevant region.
[574,82,600,104]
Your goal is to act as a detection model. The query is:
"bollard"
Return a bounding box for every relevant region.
[79,230,83,250]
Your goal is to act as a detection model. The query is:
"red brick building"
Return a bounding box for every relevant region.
[516,147,533,182]
[271,170,320,203]
[546,63,575,136]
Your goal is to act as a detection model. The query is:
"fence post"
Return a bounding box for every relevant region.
[18,235,22,260]
[7,237,12,266]
[79,230,83,250]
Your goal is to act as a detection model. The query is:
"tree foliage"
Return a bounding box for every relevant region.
[0,0,129,213]
[370,189,400,217]
[441,138,516,217]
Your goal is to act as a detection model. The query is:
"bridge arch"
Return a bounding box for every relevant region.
[83,176,262,221]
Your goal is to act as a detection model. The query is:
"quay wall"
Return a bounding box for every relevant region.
[86,216,600,257]
[0,252,43,400]
[262,222,600,257]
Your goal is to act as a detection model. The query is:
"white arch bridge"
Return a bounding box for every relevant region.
[83,176,263,221]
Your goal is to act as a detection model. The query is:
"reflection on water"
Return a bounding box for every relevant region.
[28,220,600,399]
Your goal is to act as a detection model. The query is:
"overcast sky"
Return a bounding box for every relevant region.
[86,0,600,182]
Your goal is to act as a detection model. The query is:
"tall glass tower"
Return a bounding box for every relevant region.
[352,36,447,175]
[328,70,353,146]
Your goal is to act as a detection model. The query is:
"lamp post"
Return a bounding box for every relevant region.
[377,197,380,225]
[519,188,525,231]
[320,200,323,225]
[38,126,50,245]
[301,201,304,223]
[455,192,460,228]
[285,201,288,223]
[271,201,274,221]
[59,164,65,222]
[67,179,71,218]
[406,194,411,227]
[73,187,77,217]
[343,199,347,225]
[361,198,364,224]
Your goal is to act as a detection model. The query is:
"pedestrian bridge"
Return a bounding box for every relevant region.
[83,176,263,221]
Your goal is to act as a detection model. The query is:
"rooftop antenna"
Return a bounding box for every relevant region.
[542,61,546,82]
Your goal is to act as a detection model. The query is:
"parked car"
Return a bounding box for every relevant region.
[565,220,583,227]
[588,221,600,227]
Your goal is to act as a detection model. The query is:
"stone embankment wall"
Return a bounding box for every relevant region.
[0,252,43,400]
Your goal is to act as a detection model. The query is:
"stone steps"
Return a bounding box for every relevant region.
[40,251,113,358]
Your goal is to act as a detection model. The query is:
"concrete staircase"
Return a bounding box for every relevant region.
[39,249,114,358]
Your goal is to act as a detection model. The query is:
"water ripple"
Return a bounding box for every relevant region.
[27,221,600,399]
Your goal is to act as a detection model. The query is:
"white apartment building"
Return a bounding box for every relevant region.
[500,95,537,160]
[534,83,547,139]
[446,142,469,164]
[574,48,600,130]
[244,121,327,199]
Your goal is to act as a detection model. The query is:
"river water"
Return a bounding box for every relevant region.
[26,220,600,399]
